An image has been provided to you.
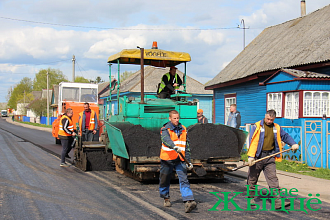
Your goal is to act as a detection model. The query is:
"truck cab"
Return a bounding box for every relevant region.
[52,82,99,144]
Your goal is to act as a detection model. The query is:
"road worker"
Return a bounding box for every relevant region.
[197,109,208,123]
[158,66,183,99]
[58,108,76,167]
[78,102,98,141]
[226,104,241,129]
[159,110,197,213]
[247,109,299,209]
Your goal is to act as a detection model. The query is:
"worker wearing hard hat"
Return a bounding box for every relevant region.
[159,110,197,213]
[197,109,208,123]
[158,66,182,99]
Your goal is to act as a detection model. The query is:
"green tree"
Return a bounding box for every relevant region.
[29,98,47,117]
[95,76,104,83]
[7,77,33,109]
[33,68,68,91]
[75,76,90,83]
[120,71,134,82]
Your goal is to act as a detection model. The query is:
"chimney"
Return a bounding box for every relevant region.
[301,0,306,16]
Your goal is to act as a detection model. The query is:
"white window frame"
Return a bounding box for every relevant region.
[225,96,236,124]
[267,92,282,117]
[285,92,299,119]
[303,91,330,117]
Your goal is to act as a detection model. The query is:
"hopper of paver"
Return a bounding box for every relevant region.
[104,120,248,181]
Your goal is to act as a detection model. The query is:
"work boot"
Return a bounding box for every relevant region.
[275,198,291,209]
[60,163,69,167]
[185,200,197,213]
[164,198,171,207]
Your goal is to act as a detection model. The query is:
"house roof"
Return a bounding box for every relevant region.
[206,4,330,88]
[31,91,42,99]
[281,69,330,79]
[100,66,212,97]
[260,68,330,85]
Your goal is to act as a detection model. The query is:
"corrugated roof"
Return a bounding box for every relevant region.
[206,4,330,87]
[282,68,330,78]
[100,66,212,97]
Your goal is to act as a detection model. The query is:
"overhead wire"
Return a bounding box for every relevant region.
[0,16,247,31]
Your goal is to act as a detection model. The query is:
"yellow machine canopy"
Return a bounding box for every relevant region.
[107,49,191,67]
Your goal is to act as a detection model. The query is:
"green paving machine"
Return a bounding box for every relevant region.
[74,42,248,181]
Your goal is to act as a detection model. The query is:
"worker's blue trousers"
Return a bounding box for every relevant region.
[159,159,194,202]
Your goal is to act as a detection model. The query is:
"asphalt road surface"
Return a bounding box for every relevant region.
[1,118,330,220]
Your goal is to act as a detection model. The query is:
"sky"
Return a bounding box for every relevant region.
[0,0,329,103]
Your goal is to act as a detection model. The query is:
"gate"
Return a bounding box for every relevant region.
[304,120,323,168]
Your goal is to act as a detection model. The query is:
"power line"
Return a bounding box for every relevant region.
[0,16,241,31]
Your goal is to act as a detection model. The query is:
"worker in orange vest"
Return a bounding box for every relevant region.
[247,109,299,209]
[159,110,197,213]
[78,102,98,141]
[58,108,76,167]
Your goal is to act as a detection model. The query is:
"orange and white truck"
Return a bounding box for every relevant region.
[52,82,99,144]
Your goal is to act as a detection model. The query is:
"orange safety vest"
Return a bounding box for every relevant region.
[79,110,96,131]
[58,115,74,137]
[160,125,187,161]
[247,121,283,162]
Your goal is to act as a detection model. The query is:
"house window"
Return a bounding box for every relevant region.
[285,92,299,119]
[303,91,330,117]
[267,93,282,117]
[225,95,236,124]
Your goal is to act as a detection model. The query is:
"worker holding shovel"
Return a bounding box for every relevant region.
[247,109,299,209]
[159,110,197,213]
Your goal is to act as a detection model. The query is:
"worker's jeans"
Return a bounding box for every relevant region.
[60,137,73,163]
[159,159,194,202]
[247,150,280,196]
[82,130,94,141]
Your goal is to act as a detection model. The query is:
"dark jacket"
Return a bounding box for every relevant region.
[248,119,296,158]
[161,121,191,163]
[161,74,182,94]
[198,115,208,124]
[58,116,74,140]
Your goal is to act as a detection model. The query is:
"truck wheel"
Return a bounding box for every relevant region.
[55,138,61,145]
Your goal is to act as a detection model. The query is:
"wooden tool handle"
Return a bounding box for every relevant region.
[231,148,293,171]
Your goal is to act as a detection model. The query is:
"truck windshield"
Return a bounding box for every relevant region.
[62,87,79,102]
[81,88,97,103]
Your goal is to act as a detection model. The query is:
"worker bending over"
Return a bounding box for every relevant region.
[159,110,197,213]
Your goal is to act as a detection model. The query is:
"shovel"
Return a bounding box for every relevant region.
[178,152,207,177]
[230,148,293,171]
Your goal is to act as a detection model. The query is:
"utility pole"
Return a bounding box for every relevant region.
[239,19,249,50]
[47,71,49,125]
[72,55,76,82]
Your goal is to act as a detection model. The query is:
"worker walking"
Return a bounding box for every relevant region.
[197,109,208,123]
[159,110,197,213]
[58,108,76,167]
[158,66,183,99]
[247,109,299,209]
[78,102,98,141]
[226,104,241,129]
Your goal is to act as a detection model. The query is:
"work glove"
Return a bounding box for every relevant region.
[292,144,299,151]
[187,163,193,170]
[248,157,256,166]
[173,146,182,153]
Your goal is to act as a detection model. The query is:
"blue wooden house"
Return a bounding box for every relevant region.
[100,66,213,121]
[205,4,330,168]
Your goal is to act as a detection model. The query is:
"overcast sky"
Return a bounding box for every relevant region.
[0,0,329,103]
